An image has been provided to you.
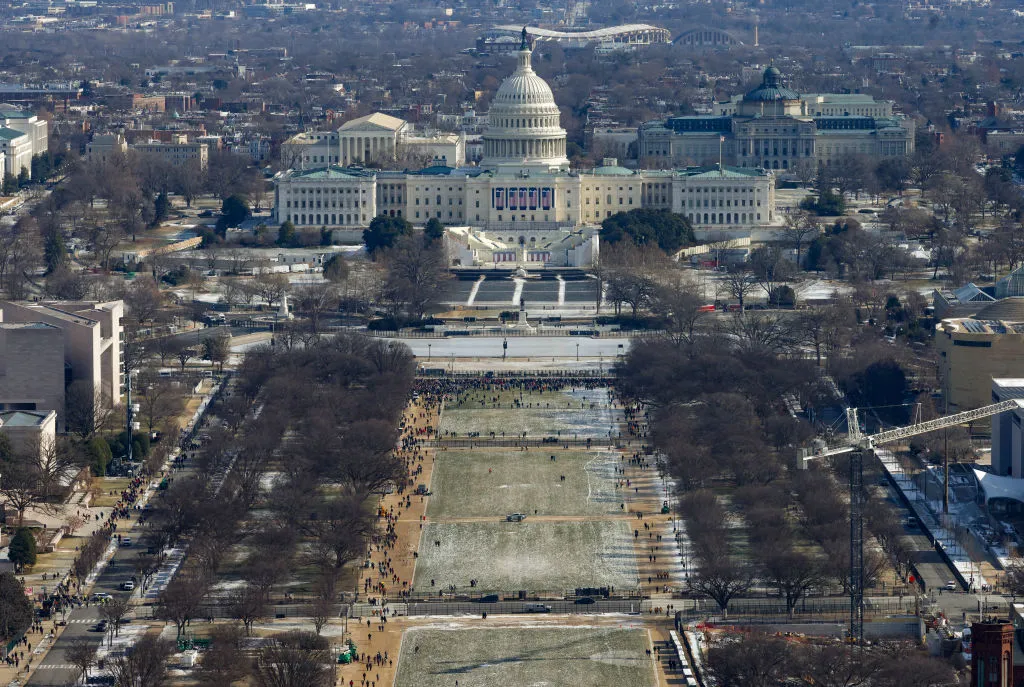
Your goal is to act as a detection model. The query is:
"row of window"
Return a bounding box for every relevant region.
[585,196,634,206]
[284,213,367,225]
[282,187,367,195]
[689,212,761,224]
[494,116,558,129]
[687,197,761,209]
[414,210,464,220]
[284,200,366,209]
[415,196,463,206]
[685,187,760,195]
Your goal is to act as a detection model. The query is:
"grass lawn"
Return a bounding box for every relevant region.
[439,388,620,438]
[395,626,656,687]
[413,520,638,593]
[427,450,621,518]
[91,478,133,508]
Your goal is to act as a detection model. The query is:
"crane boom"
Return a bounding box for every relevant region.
[798,397,1024,646]
[867,398,1024,447]
[808,398,1024,461]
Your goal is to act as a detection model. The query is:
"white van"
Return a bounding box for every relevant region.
[524,603,551,613]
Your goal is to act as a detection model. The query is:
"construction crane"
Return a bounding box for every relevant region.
[798,398,1024,645]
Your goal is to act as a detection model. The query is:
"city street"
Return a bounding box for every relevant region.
[28,541,145,686]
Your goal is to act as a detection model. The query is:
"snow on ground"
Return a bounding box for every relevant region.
[394,626,656,687]
[427,450,621,518]
[413,520,638,593]
[439,407,620,438]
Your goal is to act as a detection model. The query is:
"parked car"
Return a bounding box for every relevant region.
[506,513,527,522]
[574,597,596,605]
[945,580,957,591]
[524,603,551,613]
[122,580,135,591]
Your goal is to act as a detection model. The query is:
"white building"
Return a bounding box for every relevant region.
[0,300,123,432]
[991,378,1024,480]
[0,104,48,159]
[274,166,377,229]
[130,137,209,169]
[640,66,914,171]
[338,113,409,166]
[272,33,777,260]
[588,127,638,160]
[0,127,32,179]
[402,132,466,167]
[280,130,340,169]
[86,133,128,164]
[0,409,56,461]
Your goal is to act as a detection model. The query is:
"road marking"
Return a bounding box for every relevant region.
[512,278,525,305]
[36,664,76,669]
[467,275,485,306]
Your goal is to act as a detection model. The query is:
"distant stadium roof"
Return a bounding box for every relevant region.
[492,24,670,45]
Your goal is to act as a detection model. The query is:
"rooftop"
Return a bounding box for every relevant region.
[0,322,59,330]
[339,112,406,132]
[0,126,27,141]
[682,165,769,178]
[283,165,376,180]
[0,410,53,428]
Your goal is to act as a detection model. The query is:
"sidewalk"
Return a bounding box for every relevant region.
[4,380,225,686]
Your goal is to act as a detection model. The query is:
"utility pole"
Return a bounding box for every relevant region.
[850,449,865,646]
[125,369,134,464]
[943,428,950,514]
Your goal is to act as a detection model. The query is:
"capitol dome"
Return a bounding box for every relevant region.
[482,28,569,171]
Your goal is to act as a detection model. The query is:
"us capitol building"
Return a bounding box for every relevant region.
[274,31,778,267]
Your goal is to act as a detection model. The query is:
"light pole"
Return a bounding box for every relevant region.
[503,338,508,360]
[428,343,431,361]
[576,342,580,361]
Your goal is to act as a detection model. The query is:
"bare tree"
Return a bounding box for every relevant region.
[176,344,195,373]
[762,548,822,616]
[252,632,336,687]
[124,276,166,326]
[779,211,819,268]
[650,277,710,347]
[107,635,174,687]
[156,571,209,639]
[749,245,795,299]
[293,281,339,336]
[687,552,754,614]
[707,633,794,687]
[230,585,268,636]
[136,371,184,436]
[99,596,131,643]
[381,236,447,321]
[253,271,290,309]
[723,267,757,310]
[66,638,97,684]
[196,625,250,686]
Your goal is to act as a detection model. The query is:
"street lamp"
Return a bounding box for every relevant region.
[503,338,508,360]
[428,343,431,360]
[576,342,580,361]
